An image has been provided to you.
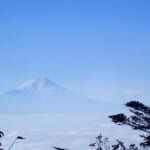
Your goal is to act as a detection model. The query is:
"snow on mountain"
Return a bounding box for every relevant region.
[16,78,45,91]
[16,77,64,91]
[6,77,65,96]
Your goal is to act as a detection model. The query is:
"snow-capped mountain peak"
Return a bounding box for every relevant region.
[16,77,55,90]
[8,77,64,95]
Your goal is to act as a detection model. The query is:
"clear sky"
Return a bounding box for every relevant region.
[0,0,150,103]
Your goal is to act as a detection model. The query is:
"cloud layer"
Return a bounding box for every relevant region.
[0,113,141,150]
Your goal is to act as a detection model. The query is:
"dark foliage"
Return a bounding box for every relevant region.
[109,114,127,124]
[17,136,25,140]
[53,146,69,150]
[109,101,150,148]
[89,133,141,150]
[0,131,4,150]
[125,101,150,115]
[0,131,4,138]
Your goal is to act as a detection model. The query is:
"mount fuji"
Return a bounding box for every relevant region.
[6,77,66,96]
[0,77,111,114]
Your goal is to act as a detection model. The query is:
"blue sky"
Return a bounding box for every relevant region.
[0,0,150,103]
[0,1,149,149]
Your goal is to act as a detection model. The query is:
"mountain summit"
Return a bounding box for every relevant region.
[16,77,56,91]
[7,77,65,96]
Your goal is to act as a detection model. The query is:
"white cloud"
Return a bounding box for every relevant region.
[0,113,141,150]
[7,131,18,137]
[123,89,141,95]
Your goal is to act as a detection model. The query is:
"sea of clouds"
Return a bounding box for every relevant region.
[0,112,141,150]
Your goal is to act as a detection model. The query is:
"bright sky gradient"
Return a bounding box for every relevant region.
[0,0,150,103]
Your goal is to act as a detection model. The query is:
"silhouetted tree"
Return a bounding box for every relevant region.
[0,131,4,150]
[0,130,25,150]
[89,133,141,150]
[109,101,150,148]
[52,146,69,150]
[89,133,110,150]
[8,136,25,150]
[89,143,96,150]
